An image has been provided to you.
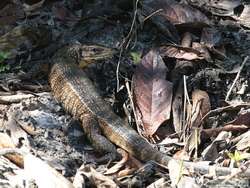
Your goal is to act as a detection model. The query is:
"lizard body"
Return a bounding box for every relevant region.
[49,44,250,177]
[49,45,170,163]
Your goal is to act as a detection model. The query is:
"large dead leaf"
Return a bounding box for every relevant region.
[159,45,204,61]
[133,50,173,136]
[142,0,210,28]
[184,90,211,155]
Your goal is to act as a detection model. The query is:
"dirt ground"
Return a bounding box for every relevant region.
[0,0,250,187]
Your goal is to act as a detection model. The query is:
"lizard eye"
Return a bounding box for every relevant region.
[92,48,101,53]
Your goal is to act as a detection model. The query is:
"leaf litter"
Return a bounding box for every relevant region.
[0,0,250,187]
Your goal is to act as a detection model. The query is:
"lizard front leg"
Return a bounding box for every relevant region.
[80,113,118,163]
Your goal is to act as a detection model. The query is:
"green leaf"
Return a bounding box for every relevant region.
[227,151,250,162]
[130,52,141,64]
[0,51,10,63]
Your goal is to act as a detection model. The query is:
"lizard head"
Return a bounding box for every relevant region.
[78,45,116,68]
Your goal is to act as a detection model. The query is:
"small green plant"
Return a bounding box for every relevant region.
[0,51,10,72]
[130,52,141,64]
[227,151,250,166]
[0,51,10,63]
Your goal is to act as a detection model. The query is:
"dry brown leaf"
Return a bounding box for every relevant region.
[143,0,210,28]
[189,90,211,128]
[184,128,201,157]
[0,133,24,167]
[184,90,210,156]
[133,50,173,136]
[159,45,204,61]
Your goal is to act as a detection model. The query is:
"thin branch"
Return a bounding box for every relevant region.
[225,56,249,101]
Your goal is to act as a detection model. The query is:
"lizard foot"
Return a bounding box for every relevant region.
[81,114,118,164]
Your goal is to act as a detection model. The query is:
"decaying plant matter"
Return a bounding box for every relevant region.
[0,0,250,187]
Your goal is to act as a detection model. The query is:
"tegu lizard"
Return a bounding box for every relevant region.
[49,44,250,177]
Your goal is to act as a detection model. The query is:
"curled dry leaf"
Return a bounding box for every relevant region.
[189,89,211,128]
[143,0,210,28]
[0,133,24,167]
[133,50,173,136]
[185,90,210,156]
[159,45,204,61]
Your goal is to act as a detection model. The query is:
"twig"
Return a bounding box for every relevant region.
[125,79,143,137]
[183,75,191,141]
[201,124,248,139]
[123,0,140,50]
[116,48,123,92]
[200,102,250,123]
[225,56,249,101]
[143,9,163,22]
[116,0,139,92]
[0,93,35,104]
[222,161,250,183]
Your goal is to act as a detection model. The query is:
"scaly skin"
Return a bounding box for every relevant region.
[49,44,171,164]
[49,44,250,178]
